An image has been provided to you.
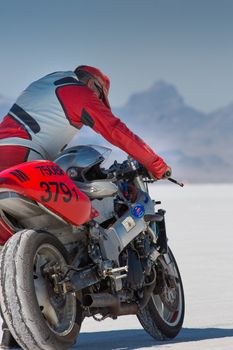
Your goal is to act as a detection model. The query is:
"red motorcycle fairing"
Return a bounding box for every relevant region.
[0,160,98,227]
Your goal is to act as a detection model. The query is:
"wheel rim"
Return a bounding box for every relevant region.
[33,243,76,336]
[151,252,183,326]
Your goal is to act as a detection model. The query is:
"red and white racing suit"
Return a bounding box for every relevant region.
[0,71,167,176]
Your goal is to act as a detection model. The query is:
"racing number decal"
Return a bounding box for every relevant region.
[40,182,52,202]
[40,182,79,203]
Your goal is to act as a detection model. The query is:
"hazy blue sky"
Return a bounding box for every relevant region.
[0,0,233,112]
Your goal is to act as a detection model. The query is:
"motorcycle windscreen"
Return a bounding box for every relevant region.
[0,160,98,225]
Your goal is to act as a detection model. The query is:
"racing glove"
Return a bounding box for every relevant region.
[149,156,172,180]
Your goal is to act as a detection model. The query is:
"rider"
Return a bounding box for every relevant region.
[0,65,171,348]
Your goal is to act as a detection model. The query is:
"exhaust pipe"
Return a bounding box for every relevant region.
[83,293,119,308]
[115,303,138,315]
[83,269,156,315]
[84,293,139,316]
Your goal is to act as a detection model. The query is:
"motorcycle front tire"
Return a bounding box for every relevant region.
[137,247,185,340]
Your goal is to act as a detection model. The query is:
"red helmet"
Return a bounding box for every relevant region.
[75,65,111,109]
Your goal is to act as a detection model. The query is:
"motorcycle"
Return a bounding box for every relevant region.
[0,144,184,350]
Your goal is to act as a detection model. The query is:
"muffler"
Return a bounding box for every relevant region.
[83,281,156,315]
[84,293,139,316]
[83,293,119,308]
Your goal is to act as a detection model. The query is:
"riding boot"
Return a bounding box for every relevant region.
[1,328,20,349]
[1,312,20,349]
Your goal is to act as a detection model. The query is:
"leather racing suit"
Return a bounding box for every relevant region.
[0,71,167,177]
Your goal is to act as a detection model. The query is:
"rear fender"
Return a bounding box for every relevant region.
[0,160,98,226]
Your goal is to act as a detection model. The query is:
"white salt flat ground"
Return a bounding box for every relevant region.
[1,184,233,349]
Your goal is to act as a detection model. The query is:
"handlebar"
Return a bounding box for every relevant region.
[109,160,184,187]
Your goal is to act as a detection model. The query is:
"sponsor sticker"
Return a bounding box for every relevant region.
[132,204,145,218]
[122,216,136,232]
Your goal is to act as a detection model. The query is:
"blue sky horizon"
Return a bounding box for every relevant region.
[0,0,233,113]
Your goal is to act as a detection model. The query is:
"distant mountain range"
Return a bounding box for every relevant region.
[0,82,232,183]
[114,81,233,183]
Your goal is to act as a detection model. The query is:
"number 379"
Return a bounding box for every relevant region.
[40,181,79,203]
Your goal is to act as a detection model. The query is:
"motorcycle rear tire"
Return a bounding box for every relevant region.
[0,229,82,350]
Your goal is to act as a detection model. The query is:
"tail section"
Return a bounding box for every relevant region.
[0,160,97,228]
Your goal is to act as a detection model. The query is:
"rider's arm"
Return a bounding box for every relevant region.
[84,91,168,179]
[56,85,168,179]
